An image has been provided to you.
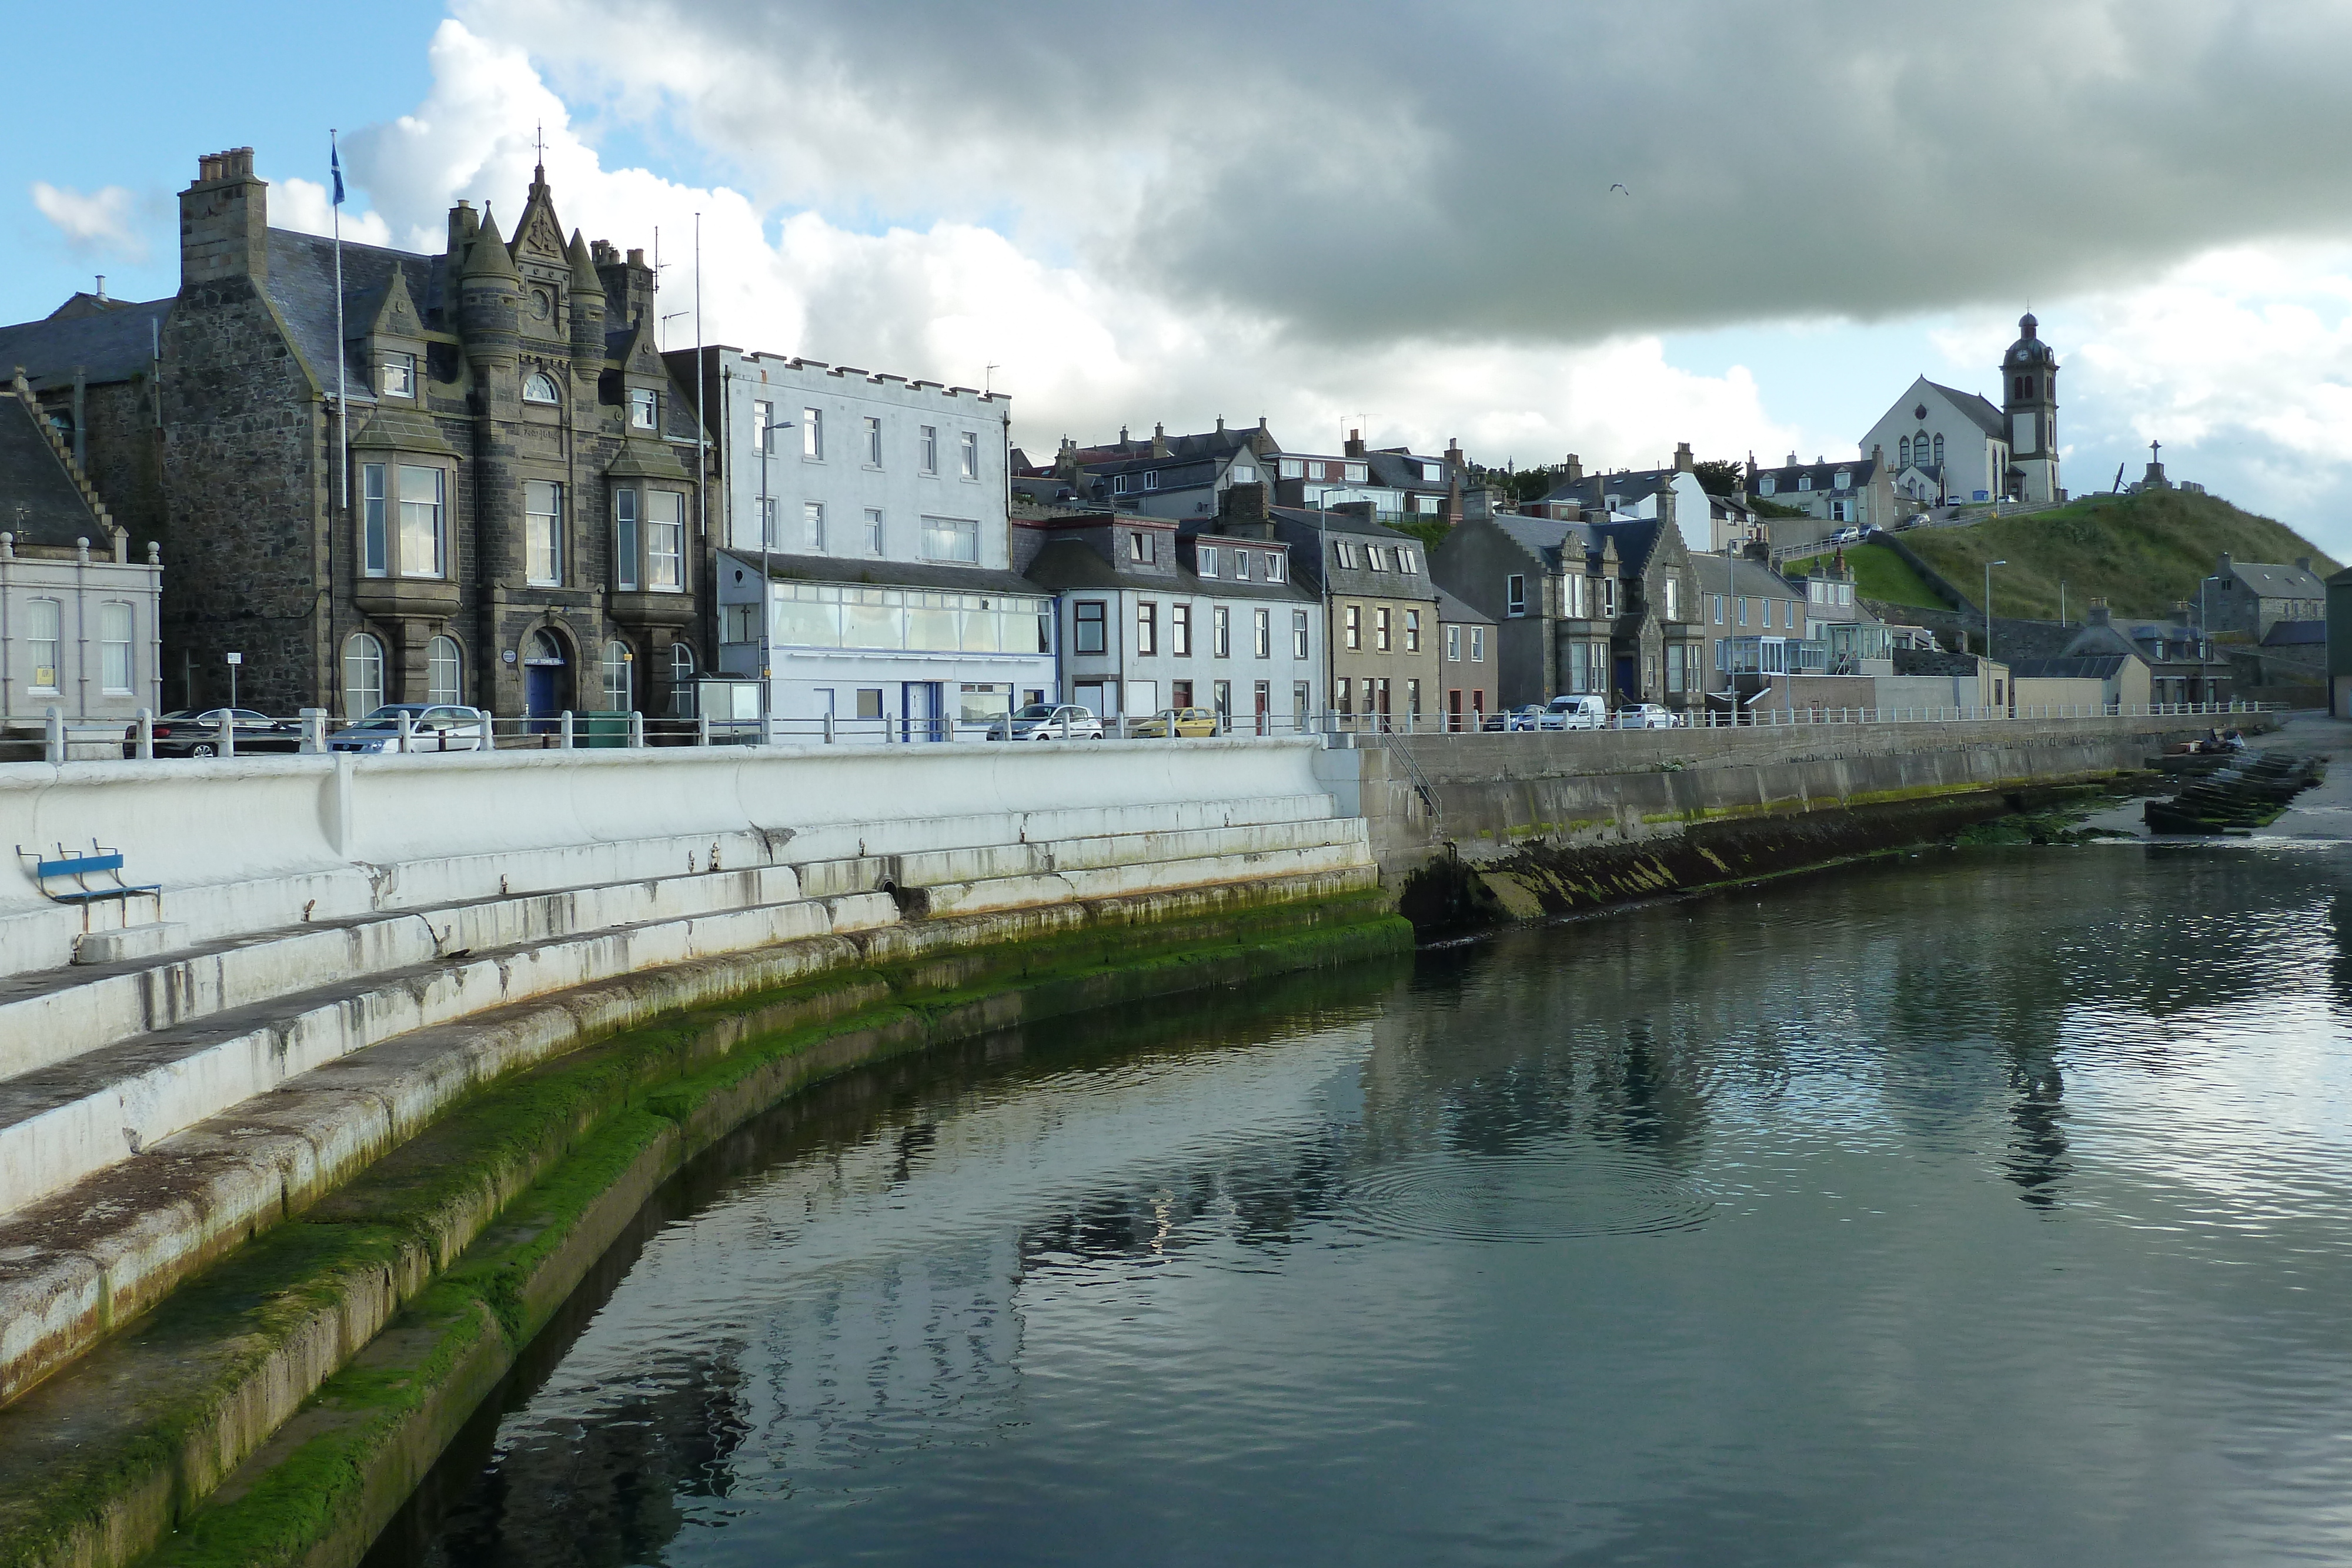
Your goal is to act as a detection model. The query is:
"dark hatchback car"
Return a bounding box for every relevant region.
[124,708,303,758]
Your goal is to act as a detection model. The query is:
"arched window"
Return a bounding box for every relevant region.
[426,634,463,704]
[669,641,696,716]
[600,638,633,713]
[342,632,385,717]
[523,372,560,406]
[1932,434,1945,466]
[1898,436,1910,467]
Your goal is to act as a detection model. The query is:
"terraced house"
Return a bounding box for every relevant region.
[0,148,712,719]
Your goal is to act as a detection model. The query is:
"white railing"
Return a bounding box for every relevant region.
[10,697,2284,765]
[1339,698,2274,740]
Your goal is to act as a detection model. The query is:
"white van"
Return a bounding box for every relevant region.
[1538,694,1609,730]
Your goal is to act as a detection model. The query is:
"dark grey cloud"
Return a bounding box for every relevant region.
[476,0,2352,346]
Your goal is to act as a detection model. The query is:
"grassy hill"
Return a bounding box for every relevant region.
[1895,490,2336,622]
[1776,544,1948,611]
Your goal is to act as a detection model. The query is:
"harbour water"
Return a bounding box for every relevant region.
[373,841,2352,1566]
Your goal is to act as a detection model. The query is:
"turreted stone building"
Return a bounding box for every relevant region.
[0,146,711,718]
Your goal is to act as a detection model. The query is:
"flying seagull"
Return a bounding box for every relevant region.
[1610,183,1630,195]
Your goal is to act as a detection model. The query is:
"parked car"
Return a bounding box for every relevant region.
[1828,525,1866,546]
[1614,703,1684,729]
[125,708,302,758]
[1538,694,1611,731]
[329,704,489,754]
[987,703,1105,740]
[1130,706,1220,738]
[1484,704,1542,732]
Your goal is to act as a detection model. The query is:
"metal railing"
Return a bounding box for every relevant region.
[11,697,2286,765]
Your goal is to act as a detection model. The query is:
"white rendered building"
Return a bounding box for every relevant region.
[1862,315,2061,506]
[703,349,1054,737]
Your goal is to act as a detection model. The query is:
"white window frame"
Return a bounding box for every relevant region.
[629,387,657,430]
[99,600,133,694]
[361,462,389,578]
[864,507,884,554]
[864,414,883,468]
[1198,545,1218,577]
[1445,623,1462,662]
[397,463,447,580]
[522,371,560,406]
[804,500,827,551]
[523,479,562,586]
[921,515,978,563]
[426,634,463,705]
[1213,605,1231,658]
[380,352,416,399]
[616,487,641,591]
[960,430,980,479]
[341,631,384,717]
[1265,553,1284,583]
[920,425,938,474]
[1506,574,1526,617]
[803,407,824,460]
[648,491,685,590]
[1292,609,1309,660]
[1253,608,1271,659]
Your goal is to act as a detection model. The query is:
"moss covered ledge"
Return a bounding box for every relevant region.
[0,889,1406,1568]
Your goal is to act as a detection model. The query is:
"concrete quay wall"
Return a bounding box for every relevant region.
[0,737,1335,978]
[1347,714,2271,922]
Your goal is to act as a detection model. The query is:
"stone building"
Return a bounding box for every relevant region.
[0,147,711,719]
[1250,496,1441,728]
[1429,497,1708,714]
[2209,552,2324,641]
[0,371,163,723]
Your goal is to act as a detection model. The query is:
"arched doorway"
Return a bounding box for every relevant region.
[523,628,571,730]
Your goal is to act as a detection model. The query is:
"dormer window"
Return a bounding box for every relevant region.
[380,353,416,399]
[630,388,657,430]
[1198,545,1219,577]
[1128,530,1154,563]
[523,372,560,406]
[1759,474,1777,496]
[1797,474,1813,492]
[1265,553,1284,583]
[1833,469,1850,489]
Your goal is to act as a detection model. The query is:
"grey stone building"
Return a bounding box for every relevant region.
[2209,552,2324,641]
[1430,499,1708,713]
[0,146,711,719]
[1241,493,1442,729]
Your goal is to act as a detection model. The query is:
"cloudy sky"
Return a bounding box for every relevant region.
[11,1,2352,553]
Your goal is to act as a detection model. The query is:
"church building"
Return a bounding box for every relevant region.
[1862,313,2063,507]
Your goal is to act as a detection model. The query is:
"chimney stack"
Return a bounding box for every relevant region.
[1563,453,1583,483]
[1344,428,1365,459]
[1673,440,1694,472]
[2087,597,2111,627]
[179,146,268,289]
[2297,556,2312,573]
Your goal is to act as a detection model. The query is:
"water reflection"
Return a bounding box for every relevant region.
[378,844,2352,1567]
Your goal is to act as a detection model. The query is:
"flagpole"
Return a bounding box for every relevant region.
[332,131,348,516]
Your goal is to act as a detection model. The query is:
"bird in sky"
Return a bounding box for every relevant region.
[1610,183,1630,195]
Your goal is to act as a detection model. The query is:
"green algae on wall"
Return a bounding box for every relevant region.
[0,893,1407,1568]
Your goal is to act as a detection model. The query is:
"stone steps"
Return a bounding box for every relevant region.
[0,810,1367,1226]
[0,863,1379,1409]
[0,864,807,1082]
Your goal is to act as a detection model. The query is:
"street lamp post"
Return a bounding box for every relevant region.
[1983,560,2007,660]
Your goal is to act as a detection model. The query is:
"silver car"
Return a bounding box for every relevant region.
[330,704,490,753]
[987,703,1105,740]
[1613,703,1684,729]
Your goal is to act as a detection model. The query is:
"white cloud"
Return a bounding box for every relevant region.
[29,182,150,263]
[270,178,396,249]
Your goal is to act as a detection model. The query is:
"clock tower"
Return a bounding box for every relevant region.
[2000,312,2061,504]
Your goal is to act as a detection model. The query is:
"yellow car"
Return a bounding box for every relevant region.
[1130,706,1221,738]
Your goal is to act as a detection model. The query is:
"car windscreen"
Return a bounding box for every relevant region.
[1014,705,1058,718]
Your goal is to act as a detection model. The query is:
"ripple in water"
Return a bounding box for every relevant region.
[1339,1148,1715,1243]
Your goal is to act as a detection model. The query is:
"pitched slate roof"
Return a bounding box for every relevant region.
[1703,556,1804,601]
[1023,538,1313,604]
[1070,424,1268,467]
[1361,449,1450,490]
[1538,466,1676,510]
[1924,380,2006,439]
[1753,456,1880,494]
[0,389,106,546]
[0,295,174,393]
[263,228,445,406]
[1267,505,1438,601]
[2226,560,2325,597]
[1435,587,1492,626]
[2009,655,2130,680]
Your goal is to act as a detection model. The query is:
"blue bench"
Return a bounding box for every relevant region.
[17,842,162,921]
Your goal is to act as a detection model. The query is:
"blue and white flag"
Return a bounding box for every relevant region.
[331,141,345,206]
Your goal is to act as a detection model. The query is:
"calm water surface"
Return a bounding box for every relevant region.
[374,844,2352,1566]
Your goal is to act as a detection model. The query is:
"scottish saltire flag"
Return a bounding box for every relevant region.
[331,142,344,206]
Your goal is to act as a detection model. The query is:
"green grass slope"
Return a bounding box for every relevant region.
[1777,544,1948,611]
[1898,491,2336,621]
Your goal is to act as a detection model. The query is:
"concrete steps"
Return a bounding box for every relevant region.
[0,862,1379,1408]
